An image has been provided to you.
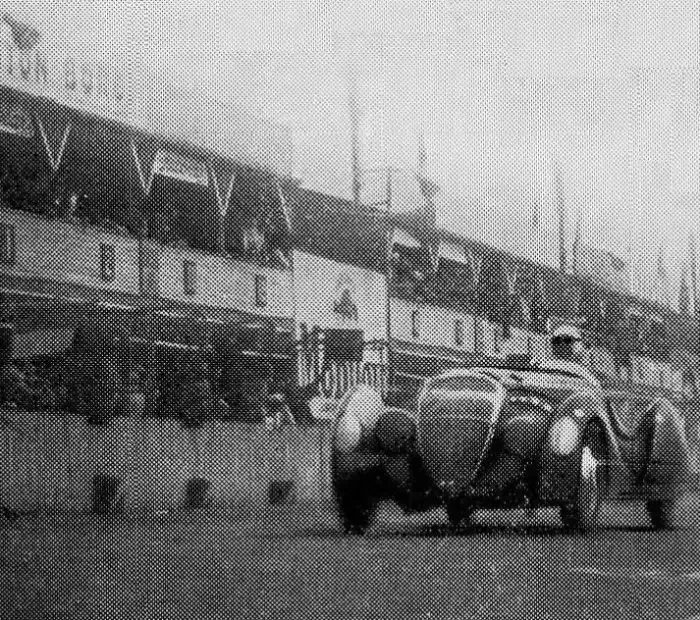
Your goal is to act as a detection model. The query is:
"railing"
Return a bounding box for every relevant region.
[296,333,388,400]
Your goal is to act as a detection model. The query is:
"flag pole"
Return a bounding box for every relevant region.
[384,166,393,405]
[571,210,581,277]
[348,63,361,210]
[690,232,698,315]
[551,154,567,276]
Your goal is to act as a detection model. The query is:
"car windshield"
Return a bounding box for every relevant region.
[427,375,497,394]
[501,391,555,415]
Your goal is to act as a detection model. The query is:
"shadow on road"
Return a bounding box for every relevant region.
[262,521,674,540]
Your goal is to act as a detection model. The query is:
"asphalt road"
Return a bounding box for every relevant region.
[1,498,700,620]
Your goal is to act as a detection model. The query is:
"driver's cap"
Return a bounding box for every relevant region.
[552,324,582,341]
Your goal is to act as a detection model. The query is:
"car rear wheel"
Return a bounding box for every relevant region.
[560,426,607,533]
[646,498,678,530]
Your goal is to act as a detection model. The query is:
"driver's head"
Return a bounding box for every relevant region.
[551,325,585,362]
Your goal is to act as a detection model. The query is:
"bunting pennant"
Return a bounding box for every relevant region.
[35,113,71,172]
[209,159,236,218]
[276,179,292,234]
[2,13,42,51]
[130,138,160,195]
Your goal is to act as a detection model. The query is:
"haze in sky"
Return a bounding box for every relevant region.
[14,0,700,307]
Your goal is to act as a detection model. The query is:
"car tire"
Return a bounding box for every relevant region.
[560,425,607,533]
[646,498,678,530]
[445,498,473,530]
[332,456,381,535]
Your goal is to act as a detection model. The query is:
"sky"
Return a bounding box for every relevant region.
[11,0,700,306]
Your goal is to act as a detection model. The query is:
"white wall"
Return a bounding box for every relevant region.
[293,251,387,342]
[159,247,293,319]
[1,208,140,295]
[390,298,476,352]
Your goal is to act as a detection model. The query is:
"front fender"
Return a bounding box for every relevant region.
[538,394,611,504]
[331,385,385,483]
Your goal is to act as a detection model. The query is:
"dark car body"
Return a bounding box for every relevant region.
[331,358,697,533]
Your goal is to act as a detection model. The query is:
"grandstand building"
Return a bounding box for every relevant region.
[291,178,700,414]
[1,9,699,428]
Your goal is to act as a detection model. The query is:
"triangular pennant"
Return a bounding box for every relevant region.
[275,179,292,234]
[34,112,71,172]
[209,159,236,218]
[130,137,160,195]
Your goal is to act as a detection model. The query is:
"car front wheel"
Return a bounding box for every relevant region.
[332,457,382,535]
[445,497,474,530]
[646,498,679,530]
[560,427,607,533]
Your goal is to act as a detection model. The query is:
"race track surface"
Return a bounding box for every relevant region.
[1,498,699,620]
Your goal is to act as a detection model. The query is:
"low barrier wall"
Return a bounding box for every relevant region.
[0,413,333,513]
[1,411,698,515]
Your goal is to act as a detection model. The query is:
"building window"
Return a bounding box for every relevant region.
[0,222,15,265]
[255,274,267,308]
[100,243,115,282]
[183,260,197,296]
[411,309,420,339]
[474,319,484,354]
[454,319,464,347]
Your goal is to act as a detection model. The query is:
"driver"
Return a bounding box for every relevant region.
[551,324,585,364]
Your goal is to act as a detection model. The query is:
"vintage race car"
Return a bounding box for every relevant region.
[331,357,697,534]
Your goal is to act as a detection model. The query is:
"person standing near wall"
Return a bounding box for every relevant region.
[550,324,586,365]
[264,392,295,430]
[178,359,215,429]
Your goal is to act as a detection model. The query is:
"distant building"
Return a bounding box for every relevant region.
[575,244,630,295]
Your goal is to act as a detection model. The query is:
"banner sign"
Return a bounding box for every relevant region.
[153,150,209,187]
[0,13,129,123]
[0,101,33,137]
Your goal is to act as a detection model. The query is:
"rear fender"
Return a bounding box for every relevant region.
[643,399,694,487]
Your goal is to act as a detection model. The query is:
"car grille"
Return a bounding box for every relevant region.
[418,396,496,492]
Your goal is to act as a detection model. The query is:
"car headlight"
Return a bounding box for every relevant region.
[549,417,580,456]
[334,413,363,453]
[344,386,384,428]
[333,386,384,453]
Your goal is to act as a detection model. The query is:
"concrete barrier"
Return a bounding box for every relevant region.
[0,412,332,513]
[5,411,694,515]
